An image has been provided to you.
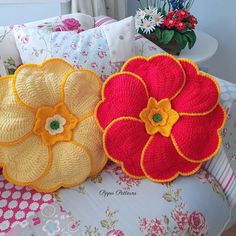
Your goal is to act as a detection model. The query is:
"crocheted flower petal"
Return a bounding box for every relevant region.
[172,59,220,115]
[96,72,149,130]
[31,141,91,192]
[1,135,50,184]
[141,135,201,182]
[63,70,101,119]
[122,55,185,101]
[73,116,107,176]
[171,105,225,162]
[104,117,150,178]
[14,59,74,110]
[0,77,35,144]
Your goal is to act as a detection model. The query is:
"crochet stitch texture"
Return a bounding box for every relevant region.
[96,54,226,182]
[0,58,107,192]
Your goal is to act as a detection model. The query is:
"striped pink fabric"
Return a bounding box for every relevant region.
[95,16,116,27]
[204,149,236,206]
[95,16,144,40]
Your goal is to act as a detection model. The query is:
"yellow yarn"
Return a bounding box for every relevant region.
[33,103,78,146]
[32,141,92,192]
[0,58,107,192]
[14,59,74,110]
[73,116,107,176]
[62,69,102,117]
[1,135,49,184]
[0,77,35,143]
[140,97,180,137]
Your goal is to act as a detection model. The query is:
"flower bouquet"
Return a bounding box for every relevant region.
[135,0,198,55]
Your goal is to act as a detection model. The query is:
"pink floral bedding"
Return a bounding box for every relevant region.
[1,164,229,236]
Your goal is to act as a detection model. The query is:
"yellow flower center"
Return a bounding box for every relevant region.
[140,98,179,137]
[154,17,160,23]
[144,22,151,27]
[33,103,78,146]
[140,11,145,16]
[45,114,66,136]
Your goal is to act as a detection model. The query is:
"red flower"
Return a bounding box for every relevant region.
[167,10,176,18]
[96,54,225,182]
[188,212,207,234]
[52,24,68,32]
[106,230,125,236]
[62,18,81,31]
[173,208,188,231]
[175,21,187,31]
[190,23,196,29]
[150,219,166,235]
[189,16,198,29]
[164,18,176,29]
[177,9,190,19]
[159,23,165,29]
[190,16,198,25]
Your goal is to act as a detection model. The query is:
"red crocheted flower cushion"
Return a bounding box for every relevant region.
[96,54,226,182]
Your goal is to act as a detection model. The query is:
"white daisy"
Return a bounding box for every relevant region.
[142,18,156,34]
[136,8,146,19]
[144,6,158,16]
[151,12,164,26]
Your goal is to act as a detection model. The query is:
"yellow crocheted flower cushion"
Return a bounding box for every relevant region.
[0,58,107,192]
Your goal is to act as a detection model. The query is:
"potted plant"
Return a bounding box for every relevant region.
[135,0,198,55]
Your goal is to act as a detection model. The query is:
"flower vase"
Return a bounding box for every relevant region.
[144,33,182,55]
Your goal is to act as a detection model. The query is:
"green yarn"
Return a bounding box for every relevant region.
[153,114,162,123]
[50,120,60,130]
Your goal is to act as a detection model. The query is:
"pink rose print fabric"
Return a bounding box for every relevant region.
[53,18,84,33]
[0,174,54,234]
[188,212,207,235]
[106,229,125,236]
[4,163,230,236]
[13,14,94,65]
[51,28,124,81]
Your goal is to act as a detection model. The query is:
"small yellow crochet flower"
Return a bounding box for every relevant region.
[0,58,107,192]
[139,97,179,137]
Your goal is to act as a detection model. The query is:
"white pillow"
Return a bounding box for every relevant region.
[94,16,164,57]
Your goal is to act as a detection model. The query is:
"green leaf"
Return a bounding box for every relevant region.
[174,32,188,49]
[163,216,169,225]
[162,193,173,202]
[184,17,190,23]
[179,29,188,34]
[161,30,175,44]
[100,220,109,229]
[155,28,162,40]
[185,31,197,49]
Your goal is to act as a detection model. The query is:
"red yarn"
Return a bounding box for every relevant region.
[97,73,148,130]
[96,54,225,182]
[121,55,185,101]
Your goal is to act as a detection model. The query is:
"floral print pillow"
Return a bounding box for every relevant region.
[51,30,124,81]
[0,13,94,76]
[14,17,136,81]
[13,15,94,65]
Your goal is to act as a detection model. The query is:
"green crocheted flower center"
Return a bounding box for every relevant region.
[50,120,60,130]
[153,114,162,123]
